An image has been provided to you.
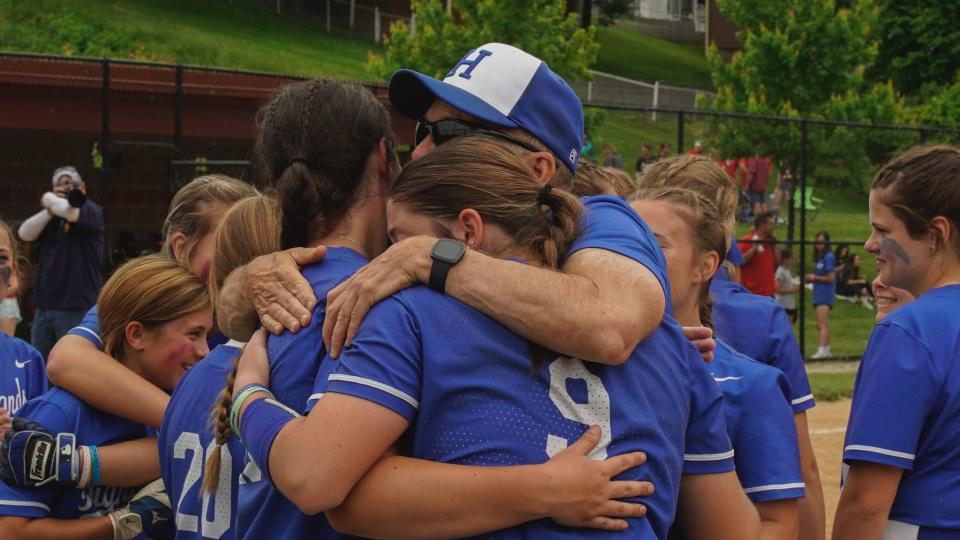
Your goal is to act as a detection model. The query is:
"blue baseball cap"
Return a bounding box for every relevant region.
[389,43,584,173]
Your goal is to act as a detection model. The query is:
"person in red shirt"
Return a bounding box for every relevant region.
[738,210,778,296]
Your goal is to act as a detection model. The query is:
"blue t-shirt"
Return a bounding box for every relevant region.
[319,286,733,539]
[0,388,146,519]
[68,305,226,350]
[711,340,804,502]
[812,252,836,306]
[0,333,47,414]
[843,284,960,531]
[159,342,245,540]
[236,247,366,540]
[710,275,814,413]
[34,201,104,311]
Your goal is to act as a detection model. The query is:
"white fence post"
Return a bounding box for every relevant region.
[587,80,593,104]
[374,6,381,43]
[349,0,356,29]
[326,0,331,31]
[410,13,417,35]
[652,80,660,121]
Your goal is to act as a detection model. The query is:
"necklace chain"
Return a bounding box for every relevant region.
[325,233,368,258]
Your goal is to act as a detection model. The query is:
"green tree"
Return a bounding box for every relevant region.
[707,0,905,192]
[365,0,599,82]
[869,1,960,96]
[594,0,632,26]
[915,77,960,144]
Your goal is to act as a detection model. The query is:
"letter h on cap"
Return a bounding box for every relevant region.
[446,49,493,80]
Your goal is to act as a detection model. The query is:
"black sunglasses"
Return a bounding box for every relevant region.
[414,118,541,153]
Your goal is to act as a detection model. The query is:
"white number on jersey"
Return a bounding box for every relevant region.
[545,357,612,460]
[172,432,233,539]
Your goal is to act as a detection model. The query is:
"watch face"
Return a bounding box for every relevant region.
[433,239,465,263]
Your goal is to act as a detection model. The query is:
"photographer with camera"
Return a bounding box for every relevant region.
[17,166,104,359]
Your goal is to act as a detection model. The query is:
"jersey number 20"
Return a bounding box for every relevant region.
[174,432,232,539]
[546,357,612,460]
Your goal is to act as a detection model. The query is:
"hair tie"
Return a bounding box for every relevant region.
[536,184,554,205]
[289,157,309,168]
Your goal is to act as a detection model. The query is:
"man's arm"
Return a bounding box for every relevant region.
[832,462,902,540]
[17,210,51,242]
[47,335,168,428]
[323,236,665,364]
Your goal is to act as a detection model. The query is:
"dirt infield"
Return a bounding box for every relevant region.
[808,398,851,539]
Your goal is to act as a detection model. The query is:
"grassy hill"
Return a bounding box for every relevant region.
[0,0,379,80]
[593,26,712,87]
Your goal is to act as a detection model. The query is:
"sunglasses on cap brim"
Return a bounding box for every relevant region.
[414,118,541,154]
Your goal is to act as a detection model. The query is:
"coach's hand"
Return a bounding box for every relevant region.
[683,326,716,362]
[1,418,78,488]
[324,236,434,357]
[541,425,653,531]
[246,246,326,335]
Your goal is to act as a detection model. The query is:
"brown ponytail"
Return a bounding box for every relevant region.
[203,196,280,493]
[390,134,582,270]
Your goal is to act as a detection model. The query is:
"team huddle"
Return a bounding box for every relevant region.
[0,42,958,540]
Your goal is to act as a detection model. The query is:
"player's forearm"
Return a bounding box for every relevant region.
[832,502,888,540]
[0,516,113,540]
[97,437,161,487]
[47,336,168,428]
[794,413,826,540]
[446,249,663,364]
[327,455,548,539]
[758,500,800,540]
[216,264,259,341]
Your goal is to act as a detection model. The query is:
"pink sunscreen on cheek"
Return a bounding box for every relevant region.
[166,343,198,364]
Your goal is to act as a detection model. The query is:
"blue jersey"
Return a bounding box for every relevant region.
[236,247,366,540]
[843,284,960,531]
[711,340,803,502]
[69,305,226,350]
[159,341,245,540]
[0,388,145,519]
[0,333,47,414]
[711,275,814,413]
[812,252,836,306]
[319,286,733,539]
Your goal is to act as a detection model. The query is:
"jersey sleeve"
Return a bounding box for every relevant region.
[683,353,735,474]
[823,253,837,274]
[726,239,743,267]
[734,370,805,502]
[322,295,422,422]
[66,305,101,348]
[305,358,338,414]
[766,307,814,412]
[843,323,939,470]
[568,196,669,296]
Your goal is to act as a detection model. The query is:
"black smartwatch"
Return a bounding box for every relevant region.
[429,239,467,293]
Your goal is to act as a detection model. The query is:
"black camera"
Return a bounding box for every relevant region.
[67,187,87,208]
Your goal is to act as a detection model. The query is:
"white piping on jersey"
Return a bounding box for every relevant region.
[791,394,814,406]
[0,499,50,511]
[883,519,919,540]
[844,444,915,461]
[683,449,735,461]
[743,482,806,494]
[225,339,246,348]
[713,376,743,382]
[69,326,101,346]
[307,393,324,402]
[327,374,419,409]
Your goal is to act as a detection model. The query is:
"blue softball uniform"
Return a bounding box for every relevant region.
[159,341,245,540]
[0,333,47,414]
[711,275,815,413]
[318,286,732,539]
[0,389,145,519]
[235,247,366,540]
[68,305,226,350]
[811,252,836,307]
[843,284,960,533]
[711,340,803,502]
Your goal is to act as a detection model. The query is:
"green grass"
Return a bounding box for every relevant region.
[809,372,856,401]
[593,26,712,87]
[0,0,379,80]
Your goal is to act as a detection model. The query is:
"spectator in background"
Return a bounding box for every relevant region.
[747,154,772,216]
[634,143,657,179]
[601,142,624,169]
[658,142,671,159]
[834,243,851,273]
[836,253,874,310]
[689,140,703,155]
[0,221,23,336]
[738,210,778,297]
[580,132,597,163]
[17,166,104,359]
[806,231,835,359]
[775,249,799,323]
[774,167,796,211]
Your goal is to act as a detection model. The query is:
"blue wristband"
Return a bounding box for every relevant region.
[240,398,300,482]
[89,445,101,487]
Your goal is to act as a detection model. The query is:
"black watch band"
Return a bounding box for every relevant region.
[429,239,467,293]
